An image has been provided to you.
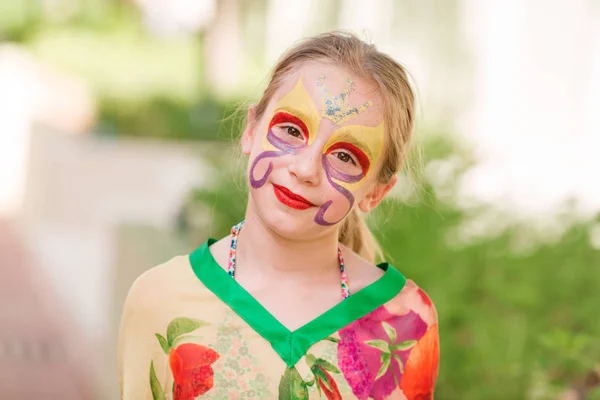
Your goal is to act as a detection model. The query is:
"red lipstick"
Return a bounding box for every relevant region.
[272,184,315,210]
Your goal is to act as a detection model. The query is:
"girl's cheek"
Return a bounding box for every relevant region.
[248,151,291,182]
[249,154,270,179]
[270,154,292,168]
[323,187,354,220]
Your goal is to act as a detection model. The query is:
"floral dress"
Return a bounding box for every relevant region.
[119,228,439,399]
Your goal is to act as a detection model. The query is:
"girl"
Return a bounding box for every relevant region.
[119,31,439,400]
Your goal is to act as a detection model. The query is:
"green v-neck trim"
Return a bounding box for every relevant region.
[189,239,407,368]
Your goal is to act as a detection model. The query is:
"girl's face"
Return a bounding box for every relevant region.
[242,62,396,239]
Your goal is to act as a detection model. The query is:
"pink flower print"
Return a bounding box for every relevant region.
[240,356,252,369]
[225,369,236,380]
[237,376,250,391]
[228,347,239,359]
[337,308,427,400]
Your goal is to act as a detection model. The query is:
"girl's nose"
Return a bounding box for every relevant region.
[288,146,322,186]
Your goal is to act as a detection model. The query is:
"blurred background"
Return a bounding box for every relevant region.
[0,0,599,398]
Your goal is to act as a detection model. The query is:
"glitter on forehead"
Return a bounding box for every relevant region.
[317,76,372,125]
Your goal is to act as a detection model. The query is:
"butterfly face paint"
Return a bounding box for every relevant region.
[248,74,385,226]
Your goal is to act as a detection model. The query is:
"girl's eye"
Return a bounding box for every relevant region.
[286,126,302,138]
[326,142,369,176]
[335,151,356,165]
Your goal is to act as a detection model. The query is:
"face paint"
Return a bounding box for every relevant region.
[249,77,319,188]
[314,77,384,226]
[248,73,385,227]
[323,123,385,191]
[315,123,385,226]
[317,76,372,125]
[261,77,320,151]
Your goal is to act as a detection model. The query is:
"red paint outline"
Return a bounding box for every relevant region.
[269,112,309,144]
[326,142,370,176]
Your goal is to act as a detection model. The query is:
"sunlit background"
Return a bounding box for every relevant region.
[1,0,599,399]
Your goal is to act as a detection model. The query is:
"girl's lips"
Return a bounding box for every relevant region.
[272,184,316,210]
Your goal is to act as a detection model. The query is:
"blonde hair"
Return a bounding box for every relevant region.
[253,31,416,263]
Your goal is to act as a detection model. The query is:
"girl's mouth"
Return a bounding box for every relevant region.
[272,184,316,210]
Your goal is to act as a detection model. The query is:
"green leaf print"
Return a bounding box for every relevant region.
[149,360,166,400]
[391,352,406,374]
[312,367,332,391]
[376,352,391,380]
[155,334,170,354]
[166,317,206,346]
[305,354,317,368]
[382,321,397,343]
[365,339,390,352]
[315,358,341,374]
[278,366,309,400]
[171,335,206,349]
[391,339,417,352]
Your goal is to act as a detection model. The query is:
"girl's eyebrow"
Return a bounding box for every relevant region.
[330,131,374,159]
[269,110,310,136]
[273,106,312,127]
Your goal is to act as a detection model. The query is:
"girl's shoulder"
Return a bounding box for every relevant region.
[338,252,440,399]
[390,278,438,327]
[336,277,439,400]
[343,246,438,327]
[121,253,198,314]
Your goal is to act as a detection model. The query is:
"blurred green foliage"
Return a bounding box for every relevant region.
[375,193,600,399]
[97,95,241,141]
[3,0,243,141]
[183,136,600,400]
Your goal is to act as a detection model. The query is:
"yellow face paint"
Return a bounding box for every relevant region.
[261,77,320,151]
[323,122,385,191]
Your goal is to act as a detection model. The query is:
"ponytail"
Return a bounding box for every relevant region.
[338,209,383,263]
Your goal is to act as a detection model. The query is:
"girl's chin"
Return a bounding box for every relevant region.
[260,210,345,242]
[263,209,315,232]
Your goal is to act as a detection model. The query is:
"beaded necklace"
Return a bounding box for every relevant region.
[227,220,351,299]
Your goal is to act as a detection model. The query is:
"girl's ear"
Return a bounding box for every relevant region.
[358,175,397,213]
[242,105,258,155]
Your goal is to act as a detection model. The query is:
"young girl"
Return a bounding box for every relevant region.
[119,31,439,400]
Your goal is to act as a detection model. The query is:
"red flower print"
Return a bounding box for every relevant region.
[315,365,342,400]
[417,288,433,307]
[400,324,440,400]
[169,343,220,400]
[337,308,428,400]
[306,354,343,400]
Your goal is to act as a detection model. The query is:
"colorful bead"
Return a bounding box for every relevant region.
[338,247,350,300]
[227,220,244,277]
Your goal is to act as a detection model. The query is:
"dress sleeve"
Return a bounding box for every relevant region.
[118,271,173,400]
[399,287,440,399]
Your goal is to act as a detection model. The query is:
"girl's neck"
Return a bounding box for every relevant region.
[236,205,340,277]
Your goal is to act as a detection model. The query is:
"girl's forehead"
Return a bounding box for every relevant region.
[271,63,384,128]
